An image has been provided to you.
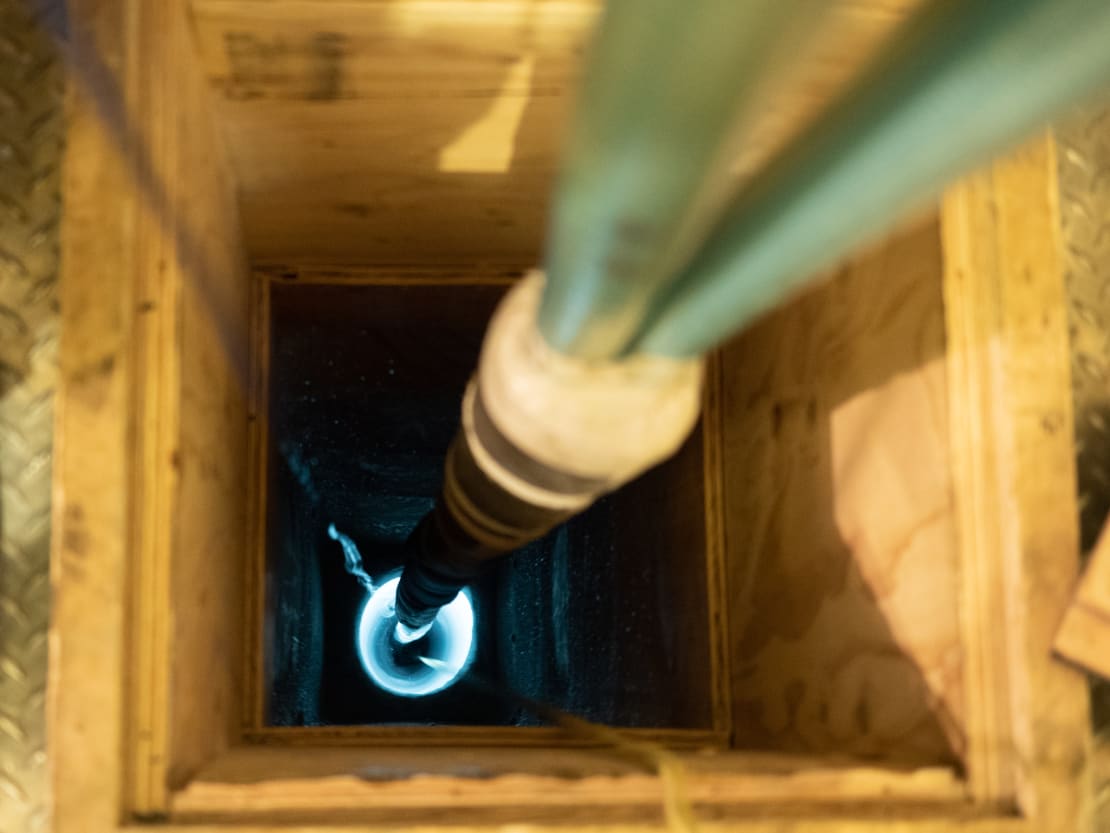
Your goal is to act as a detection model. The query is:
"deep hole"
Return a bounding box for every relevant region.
[264,281,713,728]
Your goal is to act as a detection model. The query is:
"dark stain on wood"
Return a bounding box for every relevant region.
[307,32,346,101]
[334,202,372,219]
[62,504,88,558]
[223,32,291,100]
[222,31,347,100]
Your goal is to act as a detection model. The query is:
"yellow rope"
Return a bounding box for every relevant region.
[525,698,698,832]
[435,649,700,829]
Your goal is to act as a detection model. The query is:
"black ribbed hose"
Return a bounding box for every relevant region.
[394,429,578,630]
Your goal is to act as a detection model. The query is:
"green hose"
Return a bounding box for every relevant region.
[542,0,1110,361]
[538,0,828,359]
[631,0,1110,357]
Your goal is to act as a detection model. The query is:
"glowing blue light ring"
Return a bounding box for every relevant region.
[356,574,475,697]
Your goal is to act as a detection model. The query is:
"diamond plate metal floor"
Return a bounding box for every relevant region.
[1057,102,1110,832]
[0,1,61,830]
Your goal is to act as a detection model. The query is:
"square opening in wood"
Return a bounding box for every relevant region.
[258,278,717,730]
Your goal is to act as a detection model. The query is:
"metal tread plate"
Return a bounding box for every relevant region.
[1057,101,1110,831]
[0,1,61,830]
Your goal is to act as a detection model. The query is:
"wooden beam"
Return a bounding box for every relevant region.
[170,746,966,825]
[52,1,135,828]
[718,216,965,768]
[941,132,1091,828]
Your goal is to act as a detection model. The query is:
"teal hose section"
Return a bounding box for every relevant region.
[633,0,1110,357]
[538,0,827,359]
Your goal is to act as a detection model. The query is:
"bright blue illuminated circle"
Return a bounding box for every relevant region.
[356,572,475,697]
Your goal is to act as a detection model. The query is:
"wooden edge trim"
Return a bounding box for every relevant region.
[169,746,968,822]
[702,349,733,741]
[941,162,1021,809]
[126,0,181,815]
[241,726,727,749]
[129,821,1025,833]
[52,2,137,829]
[941,133,1089,828]
[243,270,271,730]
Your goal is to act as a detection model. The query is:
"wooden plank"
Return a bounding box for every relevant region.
[127,0,251,805]
[219,96,559,265]
[1056,518,1110,680]
[51,2,137,830]
[126,0,178,801]
[941,153,1019,809]
[718,216,965,767]
[170,746,967,825]
[54,0,250,826]
[940,133,1090,828]
[702,350,734,741]
[187,0,928,264]
[994,133,1091,823]
[130,0,251,808]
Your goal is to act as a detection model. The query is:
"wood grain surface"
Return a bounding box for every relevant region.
[1056,513,1110,681]
[187,0,928,265]
[718,217,964,767]
[55,0,250,823]
[170,745,967,826]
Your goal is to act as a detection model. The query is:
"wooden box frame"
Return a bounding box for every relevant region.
[52,0,1092,830]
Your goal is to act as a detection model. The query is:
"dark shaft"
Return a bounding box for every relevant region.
[392,273,702,631]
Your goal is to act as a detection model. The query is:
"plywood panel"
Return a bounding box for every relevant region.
[188,0,928,264]
[719,218,964,766]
